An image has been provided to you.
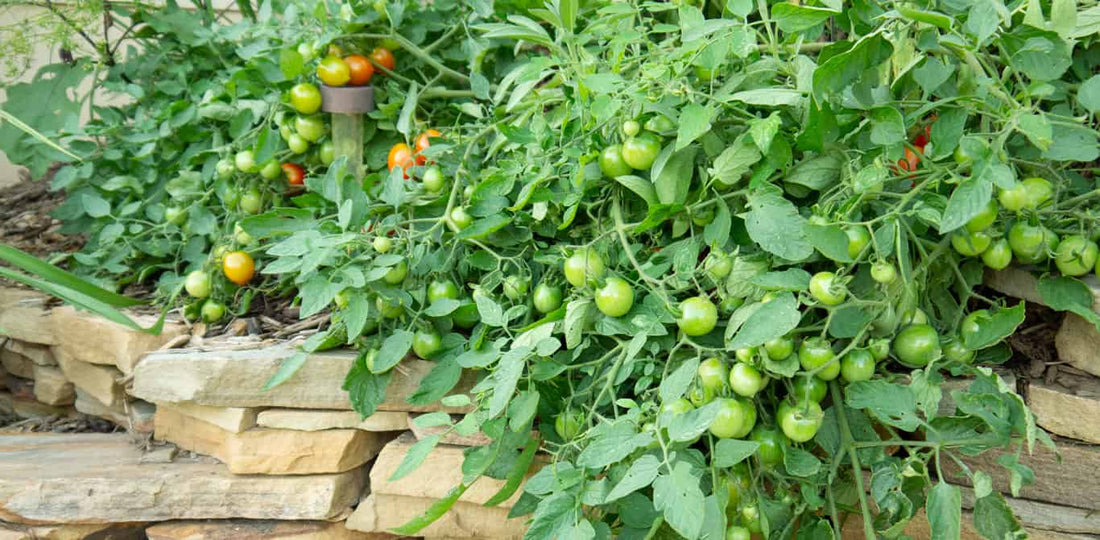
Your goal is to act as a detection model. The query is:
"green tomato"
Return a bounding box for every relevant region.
[691,207,714,227]
[708,398,747,439]
[764,336,794,360]
[296,42,315,63]
[427,280,460,303]
[532,283,563,314]
[951,229,992,257]
[689,385,714,408]
[705,251,733,280]
[620,133,661,170]
[779,400,824,443]
[735,347,757,363]
[184,270,212,298]
[966,199,999,233]
[622,119,641,137]
[449,206,473,230]
[503,275,529,301]
[598,145,633,178]
[595,276,634,317]
[259,160,282,180]
[868,338,891,361]
[871,261,897,283]
[1008,222,1050,263]
[902,308,929,326]
[318,141,336,165]
[412,329,443,359]
[799,337,839,381]
[982,239,1013,270]
[295,115,326,142]
[373,236,393,253]
[677,296,718,336]
[235,150,257,172]
[729,362,765,398]
[164,206,187,226]
[660,398,694,416]
[809,271,846,306]
[697,357,729,393]
[998,183,1030,212]
[289,83,322,114]
[200,300,226,323]
[720,296,744,314]
[451,302,480,329]
[954,144,976,168]
[732,398,756,438]
[555,410,584,440]
[279,124,293,141]
[1021,177,1054,209]
[741,504,763,533]
[376,296,403,318]
[846,227,872,259]
[959,309,989,348]
[726,526,751,540]
[240,189,263,215]
[750,427,786,468]
[383,259,408,284]
[942,337,975,364]
[643,115,675,134]
[216,159,235,179]
[563,249,606,288]
[334,290,350,309]
[234,222,254,245]
[287,133,309,154]
[1055,235,1099,276]
[840,349,876,383]
[791,374,827,403]
[422,166,446,193]
[893,324,942,367]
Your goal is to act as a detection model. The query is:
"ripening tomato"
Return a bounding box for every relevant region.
[414,129,441,165]
[912,132,929,148]
[1054,235,1099,277]
[563,249,606,288]
[595,277,634,317]
[598,145,632,178]
[282,163,305,186]
[344,54,374,85]
[620,133,661,170]
[289,83,322,114]
[799,337,839,380]
[904,146,922,170]
[222,251,255,286]
[677,296,718,336]
[387,143,414,178]
[317,55,351,86]
[370,47,396,71]
[893,324,941,367]
[185,270,212,298]
[778,400,824,443]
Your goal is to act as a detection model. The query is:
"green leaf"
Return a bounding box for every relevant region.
[728,89,804,107]
[1037,276,1100,328]
[965,0,1002,44]
[713,439,760,467]
[939,177,992,233]
[973,492,1023,539]
[844,380,921,431]
[565,299,594,349]
[667,400,722,441]
[396,81,420,137]
[928,107,968,159]
[783,446,821,477]
[1001,26,1072,82]
[476,293,506,327]
[813,34,893,99]
[961,304,1026,350]
[278,47,304,79]
[576,421,653,469]
[653,145,697,205]
[390,434,441,482]
[614,175,658,207]
[675,103,712,151]
[771,4,837,32]
[912,57,952,94]
[605,454,661,503]
[827,305,873,339]
[896,6,954,30]
[750,269,811,291]
[1079,75,1100,114]
[1016,112,1052,151]
[509,390,540,432]
[870,107,906,146]
[748,113,782,154]
[653,462,706,540]
[342,350,391,418]
[660,358,701,404]
[927,482,962,540]
[489,346,530,417]
[727,293,802,350]
[703,200,732,247]
[523,492,577,539]
[391,483,469,535]
[710,138,761,186]
[1042,123,1099,162]
[806,224,854,263]
[372,330,414,373]
[457,214,513,240]
[785,155,841,191]
[744,188,812,261]
[261,351,308,391]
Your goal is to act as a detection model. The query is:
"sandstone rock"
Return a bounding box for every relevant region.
[0,522,146,540]
[32,366,74,406]
[1028,373,1100,444]
[960,488,1100,535]
[0,289,55,345]
[0,433,366,523]
[408,414,492,447]
[12,398,74,419]
[985,268,1100,311]
[50,306,188,374]
[3,340,56,366]
[155,405,386,475]
[161,402,258,433]
[256,409,409,432]
[74,390,155,433]
[54,349,124,408]
[132,345,474,412]
[841,508,1093,540]
[145,520,392,540]
[0,350,34,379]
[371,433,536,508]
[1055,314,1100,378]
[345,493,524,539]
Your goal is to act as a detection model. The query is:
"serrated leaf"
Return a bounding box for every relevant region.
[605,454,661,503]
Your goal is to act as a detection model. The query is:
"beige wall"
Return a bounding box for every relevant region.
[0,2,240,186]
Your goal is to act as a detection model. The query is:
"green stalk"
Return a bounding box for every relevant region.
[831,381,875,540]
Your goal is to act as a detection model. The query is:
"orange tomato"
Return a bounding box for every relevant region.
[370,47,396,72]
[905,146,922,171]
[223,251,255,286]
[387,143,414,178]
[344,54,374,86]
[281,163,305,185]
[414,129,441,165]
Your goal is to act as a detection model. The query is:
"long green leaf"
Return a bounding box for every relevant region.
[0,244,145,307]
[0,109,83,162]
[0,267,163,335]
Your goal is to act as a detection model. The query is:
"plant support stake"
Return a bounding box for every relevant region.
[320,84,375,180]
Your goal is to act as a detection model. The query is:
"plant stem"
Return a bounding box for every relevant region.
[831,381,875,540]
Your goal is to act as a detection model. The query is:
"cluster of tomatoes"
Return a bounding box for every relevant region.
[183,248,255,323]
[597,117,670,178]
[315,46,395,87]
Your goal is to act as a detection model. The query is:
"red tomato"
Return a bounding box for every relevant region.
[387,143,414,178]
[370,47,396,72]
[912,133,928,148]
[414,129,441,165]
[281,163,305,186]
[905,146,921,171]
[344,54,374,86]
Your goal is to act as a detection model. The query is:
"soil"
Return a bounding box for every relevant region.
[0,412,117,433]
[0,165,83,260]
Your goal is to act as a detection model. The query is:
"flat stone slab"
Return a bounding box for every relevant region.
[162,402,258,433]
[256,409,409,432]
[145,519,390,540]
[132,345,474,412]
[0,350,34,379]
[1055,313,1100,378]
[0,289,55,345]
[11,398,74,420]
[408,414,492,447]
[3,340,55,366]
[1028,372,1100,444]
[51,306,187,374]
[985,267,1100,311]
[345,493,524,539]
[32,366,74,406]
[0,522,147,540]
[54,349,124,408]
[0,433,366,524]
[155,405,386,475]
[74,390,155,434]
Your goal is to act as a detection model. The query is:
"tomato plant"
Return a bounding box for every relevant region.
[344,54,374,86]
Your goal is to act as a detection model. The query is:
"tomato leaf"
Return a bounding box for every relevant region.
[744,188,813,261]
[927,482,963,540]
[605,454,661,503]
[675,103,712,151]
[713,439,760,467]
[653,145,697,205]
[961,303,1025,350]
[939,177,992,233]
[653,463,706,540]
[727,292,802,350]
